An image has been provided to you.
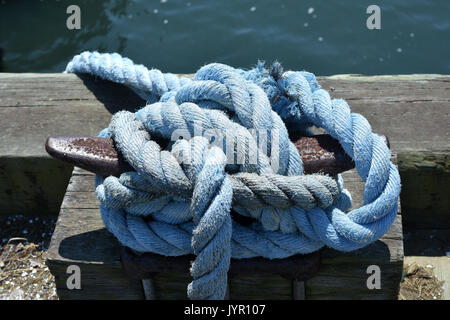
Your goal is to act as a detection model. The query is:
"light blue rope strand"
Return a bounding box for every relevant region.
[65,51,401,300]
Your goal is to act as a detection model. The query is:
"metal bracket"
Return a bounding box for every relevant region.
[120,245,321,300]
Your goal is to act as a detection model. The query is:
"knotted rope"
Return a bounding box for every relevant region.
[65,51,401,300]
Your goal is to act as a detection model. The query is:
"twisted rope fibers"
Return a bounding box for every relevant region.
[65,51,401,299]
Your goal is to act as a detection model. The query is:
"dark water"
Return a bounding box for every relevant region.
[1,0,449,75]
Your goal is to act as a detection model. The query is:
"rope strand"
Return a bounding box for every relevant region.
[65,51,401,300]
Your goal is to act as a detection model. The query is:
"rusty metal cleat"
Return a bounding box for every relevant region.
[45,134,389,177]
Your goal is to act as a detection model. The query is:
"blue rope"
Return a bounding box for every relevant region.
[65,51,401,300]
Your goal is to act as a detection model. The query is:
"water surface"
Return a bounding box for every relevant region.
[1,0,449,75]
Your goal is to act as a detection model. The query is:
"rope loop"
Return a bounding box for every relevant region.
[66,51,401,300]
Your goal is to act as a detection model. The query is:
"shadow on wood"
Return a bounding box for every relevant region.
[58,227,120,264]
[76,74,146,114]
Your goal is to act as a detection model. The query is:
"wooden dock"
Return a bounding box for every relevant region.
[1,72,448,299]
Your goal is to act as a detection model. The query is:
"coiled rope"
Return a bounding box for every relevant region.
[65,51,401,300]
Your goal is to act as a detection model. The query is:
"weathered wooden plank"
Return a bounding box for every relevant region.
[150,272,190,300]
[139,272,294,300]
[0,73,448,227]
[49,262,144,300]
[228,274,292,300]
[403,228,450,256]
[0,73,146,157]
[0,156,73,215]
[397,151,450,228]
[1,73,447,158]
[46,168,144,299]
[0,73,146,215]
[318,74,449,154]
